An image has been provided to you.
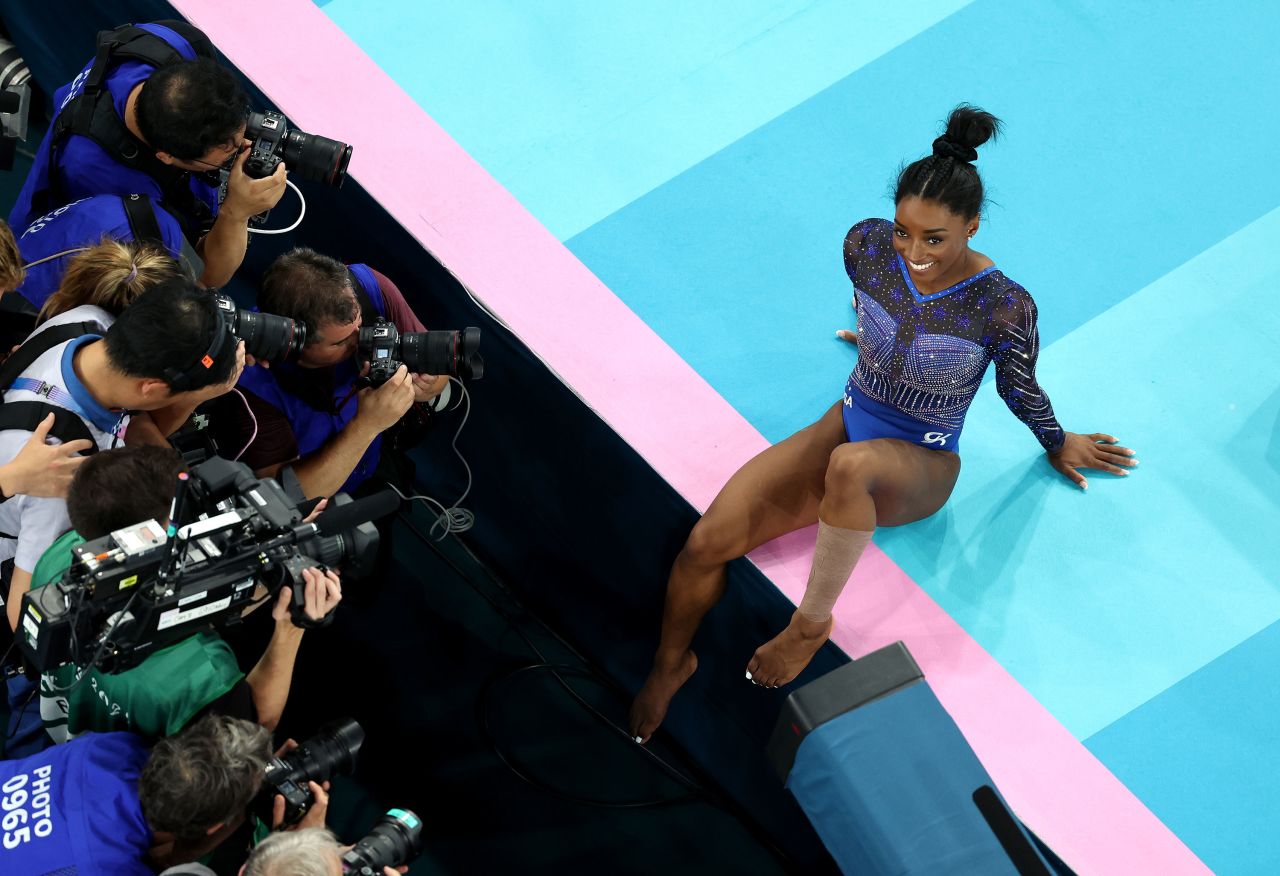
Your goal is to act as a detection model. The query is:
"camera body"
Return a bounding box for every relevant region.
[243,110,353,187]
[243,110,286,179]
[260,718,365,825]
[210,291,306,363]
[358,317,484,386]
[15,458,380,674]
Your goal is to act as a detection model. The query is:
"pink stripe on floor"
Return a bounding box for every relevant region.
[171,2,1208,872]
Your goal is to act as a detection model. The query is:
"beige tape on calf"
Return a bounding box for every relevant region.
[797,521,874,622]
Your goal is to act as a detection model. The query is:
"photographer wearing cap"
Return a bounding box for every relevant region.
[222,249,447,500]
[0,279,244,631]
[7,21,285,288]
[0,714,271,874]
[27,445,341,745]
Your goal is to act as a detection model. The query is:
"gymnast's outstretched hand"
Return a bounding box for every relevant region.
[1048,432,1138,490]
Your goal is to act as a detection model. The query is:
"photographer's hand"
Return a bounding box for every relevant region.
[296,566,343,623]
[245,570,340,732]
[223,145,288,220]
[356,365,416,433]
[197,147,287,287]
[285,373,413,499]
[335,848,407,876]
[0,413,91,499]
[411,373,448,403]
[272,780,330,831]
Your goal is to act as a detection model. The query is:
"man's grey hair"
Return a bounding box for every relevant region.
[242,827,342,876]
[139,715,272,841]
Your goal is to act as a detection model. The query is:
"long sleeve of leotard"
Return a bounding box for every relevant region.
[843,219,883,284]
[987,289,1066,452]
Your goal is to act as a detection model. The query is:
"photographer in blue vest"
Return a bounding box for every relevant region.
[8,21,285,288]
[1,279,245,632]
[13,194,188,315]
[223,249,447,500]
[0,714,272,874]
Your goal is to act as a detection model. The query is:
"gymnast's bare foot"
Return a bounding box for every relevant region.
[746,612,833,688]
[629,650,698,744]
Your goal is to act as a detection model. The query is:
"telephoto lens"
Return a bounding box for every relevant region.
[279,127,353,187]
[210,292,307,363]
[342,809,424,875]
[259,718,365,825]
[400,327,484,380]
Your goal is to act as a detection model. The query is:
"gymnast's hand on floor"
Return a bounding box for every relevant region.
[1048,432,1138,490]
[835,329,858,346]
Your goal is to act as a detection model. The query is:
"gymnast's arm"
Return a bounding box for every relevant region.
[990,291,1137,489]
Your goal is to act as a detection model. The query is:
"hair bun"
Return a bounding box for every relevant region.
[931,136,978,163]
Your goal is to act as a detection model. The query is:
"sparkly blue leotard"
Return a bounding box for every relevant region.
[842,218,1065,454]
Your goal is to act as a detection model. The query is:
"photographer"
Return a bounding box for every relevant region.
[0,714,272,874]
[0,279,244,631]
[224,249,447,500]
[30,445,341,743]
[7,21,285,287]
[14,194,188,316]
[33,236,184,323]
[241,829,404,876]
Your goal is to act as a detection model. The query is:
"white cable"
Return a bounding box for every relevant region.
[385,377,474,538]
[246,178,306,236]
[20,246,91,270]
[229,388,258,462]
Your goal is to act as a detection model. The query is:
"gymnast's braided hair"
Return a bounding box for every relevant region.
[895,104,1002,220]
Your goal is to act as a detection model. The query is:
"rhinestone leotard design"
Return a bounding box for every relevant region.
[842,218,1065,453]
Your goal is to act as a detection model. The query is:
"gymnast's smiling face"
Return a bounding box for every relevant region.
[892,196,979,285]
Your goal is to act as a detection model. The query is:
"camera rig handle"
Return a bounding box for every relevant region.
[280,554,337,630]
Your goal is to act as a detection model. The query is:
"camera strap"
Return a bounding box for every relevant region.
[120,193,203,281]
[120,193,164,247]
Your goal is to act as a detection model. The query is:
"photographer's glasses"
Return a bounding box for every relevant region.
[189,139,249,174]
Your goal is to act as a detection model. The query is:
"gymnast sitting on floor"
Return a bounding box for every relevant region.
[630,104,1138,744]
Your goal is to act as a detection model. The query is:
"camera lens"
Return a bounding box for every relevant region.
[257,718,364,826]
[271,717,365,787]
[301,495,381,581]
[400,328,484,380]
[341,809,423,875]
[281,128,353,187]
[230,310,307,363]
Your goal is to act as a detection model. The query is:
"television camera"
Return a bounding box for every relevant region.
[16,457,394,675]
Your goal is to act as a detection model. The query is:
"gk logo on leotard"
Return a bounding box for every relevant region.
[922,432,952,446]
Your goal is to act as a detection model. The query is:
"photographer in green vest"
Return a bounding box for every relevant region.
[30,444,341,744]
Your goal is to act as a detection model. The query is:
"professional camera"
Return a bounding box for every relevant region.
[210,291,307,362]
[358,317,484,386]
[244,110,352,187]
[343,809,424,875]
[258,718,365,825]
[0,37,31,172]
[15,457,393,674]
